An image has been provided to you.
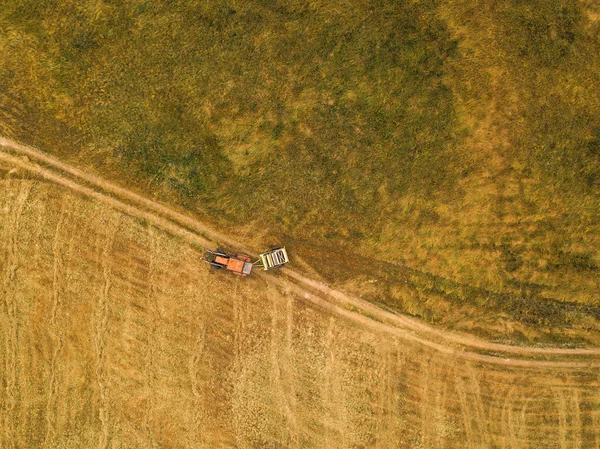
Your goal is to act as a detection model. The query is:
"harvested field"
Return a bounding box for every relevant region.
[1,146,600,448]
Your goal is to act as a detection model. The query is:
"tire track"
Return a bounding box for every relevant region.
[186,241,209,449]
[500,385,517,449]
[188,320,206,447]
[570,390,582,449]
[232,283,244,378]
[433,367,449,449]
[465,366,492,449]
[144,226,159,449]
[517,397,531,448]
[322,317,335,449]
[284,292,298,444]
[44,199,67,445]
[420,357,434,448]
[1,138,600,369]
[31,185,49,266]
[95,215,120,449]
[499,390,530,449]
[553,388,583,449]
[269,286,299,447]
[375,343,403,447]
[554,389,568,449]
[455,375,476,449]
[511,397,530,449]
[593,400,600,449]
[429,364,443,447]
[1,181,31,449]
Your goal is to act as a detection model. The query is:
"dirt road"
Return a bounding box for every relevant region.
[1,138,600,448]
[0,137,599,366]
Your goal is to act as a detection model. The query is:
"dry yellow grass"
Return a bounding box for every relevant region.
[1,166,599,448]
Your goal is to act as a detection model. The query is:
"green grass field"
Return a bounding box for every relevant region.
[1,0,599,345]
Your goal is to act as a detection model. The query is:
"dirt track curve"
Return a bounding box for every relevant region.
[1,136,600,448]
[1,137,599,368]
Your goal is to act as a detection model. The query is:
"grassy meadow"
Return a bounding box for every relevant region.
[1,0,599,344]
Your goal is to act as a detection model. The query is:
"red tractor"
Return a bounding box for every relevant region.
[204,248,254,277]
